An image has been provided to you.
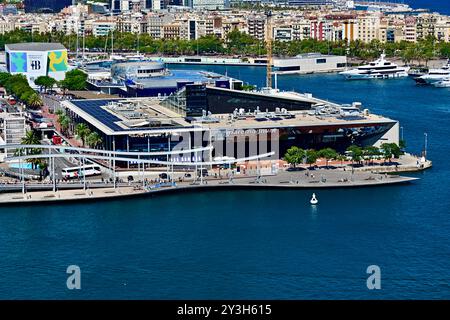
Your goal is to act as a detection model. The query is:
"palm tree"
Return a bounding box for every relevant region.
[37,159,48,180]
[86,132,103,149]
[75,123,91,146]
[27,93,43,109]
[20,130,42,169]
[55,109,64,118]
[58,115,70,136]
[21,130,41,145]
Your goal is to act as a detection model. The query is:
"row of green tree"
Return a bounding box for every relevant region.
[0,70,88,108]
[35,70,88,92]
[284,143,403,168]
[1,29,449,61]
[0,73,43,108]
[55,110,103,148]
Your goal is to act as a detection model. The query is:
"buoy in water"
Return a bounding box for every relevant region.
[310,193,318,205]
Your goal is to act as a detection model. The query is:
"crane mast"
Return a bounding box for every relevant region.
[265,10,273,89]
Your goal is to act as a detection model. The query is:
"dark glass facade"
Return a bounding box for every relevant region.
[387,29,395,42]
[189,21,196,40]
[145,0,152,9]
[275,123,394,153]
[205,88,313,114]
[210,122,395,160]
[24,0,73,13]
[185,84,208,117]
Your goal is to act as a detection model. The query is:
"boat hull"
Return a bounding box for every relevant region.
[340,71,410,80]
[416,75,450,85]
[433,81,450,88]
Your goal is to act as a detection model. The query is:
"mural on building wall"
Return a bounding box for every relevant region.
[48,50,68,72]
[9,52,27,73]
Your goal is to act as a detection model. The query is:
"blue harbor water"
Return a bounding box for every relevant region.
[406,0,450,15]
[1,65,450,299]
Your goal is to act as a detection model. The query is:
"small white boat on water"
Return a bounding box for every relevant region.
[433,78,450,88]
[310,193,318,205]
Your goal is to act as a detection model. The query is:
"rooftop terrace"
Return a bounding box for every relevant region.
[64,94,396,137]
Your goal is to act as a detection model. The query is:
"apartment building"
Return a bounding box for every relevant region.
[117,16,148,34]
[435,16,450,42]
[247,16,266,41]
[162,23,183,39]
[357,14,381,43]
[0,17,15,34]
[416,14,437,40]
[0,3,449,46]
[92,20,117,36]
[404,16,417,42]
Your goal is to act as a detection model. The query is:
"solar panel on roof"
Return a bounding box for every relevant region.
[71,99,195,133]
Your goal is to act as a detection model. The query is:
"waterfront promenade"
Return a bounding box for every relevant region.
[0,169,420,205]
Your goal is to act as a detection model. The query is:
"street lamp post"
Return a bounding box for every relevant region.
[400,126,404,142]
[52,156,56,192]
[82,157,86,191]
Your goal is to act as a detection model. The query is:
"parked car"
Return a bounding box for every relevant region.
[159,173,171,180]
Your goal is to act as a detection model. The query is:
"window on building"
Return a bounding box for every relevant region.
[278,66,301,71]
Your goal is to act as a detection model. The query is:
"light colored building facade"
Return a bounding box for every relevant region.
[5,43,69,88]
[192,0,226,10]
[92,20,117,36]
[0,3,448,46]
[274,54,347,75]
[1,113,26,157]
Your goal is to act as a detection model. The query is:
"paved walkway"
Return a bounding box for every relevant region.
[0,169,419,205]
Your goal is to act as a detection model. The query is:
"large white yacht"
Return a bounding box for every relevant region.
[415,60,450,84]
[339,53,410,80]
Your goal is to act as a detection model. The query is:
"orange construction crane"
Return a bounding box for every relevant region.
[265,10,273,88]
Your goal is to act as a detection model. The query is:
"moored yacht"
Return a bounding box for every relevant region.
[339,53,410,80]
[415,60,450,84]
[433,78,450,88]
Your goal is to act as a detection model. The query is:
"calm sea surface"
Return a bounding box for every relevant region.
[0,64,449,299]
[406,0,450,15]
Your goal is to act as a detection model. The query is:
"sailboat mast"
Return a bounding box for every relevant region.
[111,9,114,57]
[82,27,86,61]
[76,21,79,59]
[137,33,140,55]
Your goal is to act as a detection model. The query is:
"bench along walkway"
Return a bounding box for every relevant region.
[0,169,419,205]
